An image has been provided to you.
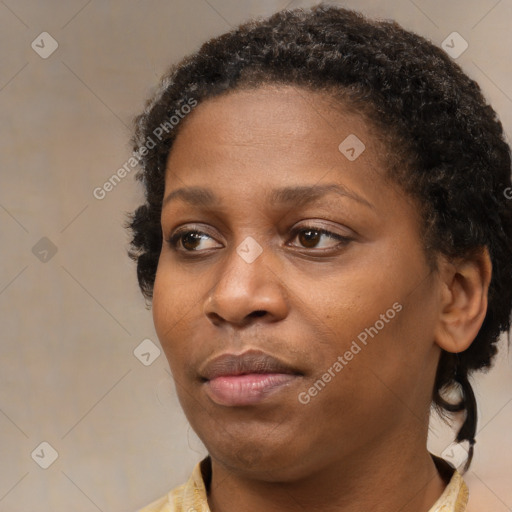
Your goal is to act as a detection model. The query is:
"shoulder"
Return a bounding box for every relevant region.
[430,455,469,512]
[136,483,186,512]
[136,457,211,512]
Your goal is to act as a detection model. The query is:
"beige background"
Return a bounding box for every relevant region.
[0,1,511,511]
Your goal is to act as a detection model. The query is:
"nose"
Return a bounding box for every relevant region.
[203,240,289,328]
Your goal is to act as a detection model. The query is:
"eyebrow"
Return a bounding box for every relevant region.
[162,183,374,210]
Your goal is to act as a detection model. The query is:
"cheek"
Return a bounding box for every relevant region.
[298,262,401,346]
[152,266,172,344]
[301,248,436,378]
[152,265,201,369]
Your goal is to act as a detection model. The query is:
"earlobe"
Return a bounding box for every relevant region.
[434,247,492,354]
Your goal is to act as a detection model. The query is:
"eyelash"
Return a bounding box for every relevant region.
[166,225,352,255]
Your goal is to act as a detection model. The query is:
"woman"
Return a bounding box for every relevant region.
[126,4,512,511]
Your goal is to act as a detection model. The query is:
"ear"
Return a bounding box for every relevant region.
[434,247,492,353]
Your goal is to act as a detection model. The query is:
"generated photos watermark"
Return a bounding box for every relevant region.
[298,301,403,404]
[93,97,198,200]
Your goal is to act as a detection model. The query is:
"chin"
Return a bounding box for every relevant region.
[205,435,318,482]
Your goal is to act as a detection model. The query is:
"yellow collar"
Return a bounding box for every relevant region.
[139,454,469,512]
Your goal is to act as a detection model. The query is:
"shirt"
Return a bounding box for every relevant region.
[138,453,469,512]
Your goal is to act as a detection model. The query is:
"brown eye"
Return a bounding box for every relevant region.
[298,229,322,248]
[168,230,220,252]
[290,226,352,250]
[181,232,204,250]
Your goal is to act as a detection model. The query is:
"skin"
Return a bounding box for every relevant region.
[152,84,491,512]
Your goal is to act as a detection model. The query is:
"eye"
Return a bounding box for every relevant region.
[166,224,352,255]
[167,229,221,252]
[288,225,352,250]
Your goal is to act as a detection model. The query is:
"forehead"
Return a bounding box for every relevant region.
[161,85,423,248]
[165,85,386,189]
[172,84,369,145]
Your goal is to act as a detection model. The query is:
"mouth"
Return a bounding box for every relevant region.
[199,349,303,407]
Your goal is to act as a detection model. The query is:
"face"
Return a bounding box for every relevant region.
[152,85,444,481]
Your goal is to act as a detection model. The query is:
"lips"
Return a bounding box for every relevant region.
[200,350,300,380]
[200,349,302,407]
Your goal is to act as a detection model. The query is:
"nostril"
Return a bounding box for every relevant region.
[250,310,266,318]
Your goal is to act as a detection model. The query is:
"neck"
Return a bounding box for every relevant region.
[207,432,448,512]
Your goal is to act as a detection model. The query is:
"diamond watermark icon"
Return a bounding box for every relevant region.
[31,32,59,59]
[441,32,468,59]
[32,237,58,262]
[134,338,161,366]
[31,441,59,469]
[338,134,366,161]
[236,236,263,264]
[441,442,468,469]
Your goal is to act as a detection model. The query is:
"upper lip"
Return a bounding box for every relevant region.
[200,349,302,381]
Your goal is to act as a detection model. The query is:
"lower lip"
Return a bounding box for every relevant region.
[204,373,298,406]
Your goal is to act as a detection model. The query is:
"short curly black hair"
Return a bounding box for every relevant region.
[125,3,512,471]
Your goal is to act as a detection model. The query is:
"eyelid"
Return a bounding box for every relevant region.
[286,223,353,248]
[289,219,354,236]
[166,221,354,254]
[166,224,223,249]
